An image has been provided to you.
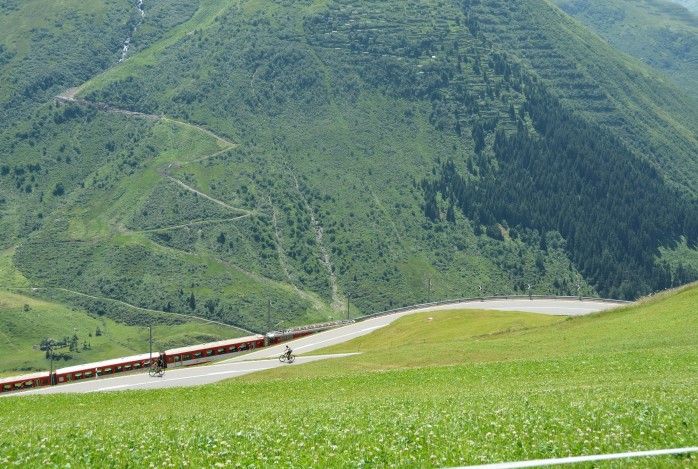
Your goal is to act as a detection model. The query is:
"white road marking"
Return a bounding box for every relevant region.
[496,306,598,311]
[92,366,277,391]
[92,384,132,391]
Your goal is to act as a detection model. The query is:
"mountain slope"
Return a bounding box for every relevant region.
[0,288,247,374]
[553,0,698,103]
[1,0,697,334]
[0,0,200,131]
[668,0,698,14]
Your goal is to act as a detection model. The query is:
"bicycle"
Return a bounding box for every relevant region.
[279,353,295,364]
[149,364,165,377]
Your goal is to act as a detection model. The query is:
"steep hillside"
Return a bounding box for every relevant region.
[554,0,698,101]
[668,0,698,13]
[0,0,199,130]
[0,289,246,375]
[1,0,697,335]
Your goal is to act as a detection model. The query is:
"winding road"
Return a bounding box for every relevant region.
[4,298,622,397]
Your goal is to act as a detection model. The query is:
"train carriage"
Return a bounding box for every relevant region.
[0,371,51,393]
[54,353,154,384]
[1,319,348,394]
[265,320,353,345]
[163,335,265,368]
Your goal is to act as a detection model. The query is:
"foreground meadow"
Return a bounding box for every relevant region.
[1,286,697,467]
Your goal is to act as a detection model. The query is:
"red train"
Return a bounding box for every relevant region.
[0,320,350,394]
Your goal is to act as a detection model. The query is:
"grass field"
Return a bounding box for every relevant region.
[0,284,696,467]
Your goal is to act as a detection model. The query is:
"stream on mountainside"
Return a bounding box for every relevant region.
[119,0,145,63]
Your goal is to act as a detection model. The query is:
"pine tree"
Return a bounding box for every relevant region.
[446,203,456,223]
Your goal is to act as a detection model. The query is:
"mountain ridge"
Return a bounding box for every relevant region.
[1,0,697,334]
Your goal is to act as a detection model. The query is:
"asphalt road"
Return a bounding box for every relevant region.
[4,298,621,397]
[10,354,356,397]
[226,297,622,362]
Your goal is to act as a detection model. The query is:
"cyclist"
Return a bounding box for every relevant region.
[284,345,293,361]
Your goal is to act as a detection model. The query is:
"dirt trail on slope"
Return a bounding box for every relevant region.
[53,86,334,315]
[56,94,237,149]
[58,92,249,219]
[165,176,251,214]
[10,287,255,334]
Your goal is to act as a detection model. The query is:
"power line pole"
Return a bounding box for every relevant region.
[346,294,350,320]
[49,345,55,386]
[427,278,432,303]
[267,300,271,332]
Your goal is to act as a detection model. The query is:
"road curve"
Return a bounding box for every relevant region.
[224,297,621,362]
[4,298,621,396]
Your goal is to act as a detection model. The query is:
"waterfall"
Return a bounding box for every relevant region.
[118,1,145,63]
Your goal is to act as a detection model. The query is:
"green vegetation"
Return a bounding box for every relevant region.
[1,0,698,365]
[0,0,134,128]
[1,0,696,463]
[554,0,698,100]
[0,0,200,130]
[672,0,698,14]
[0,290,248,375]
[0,285,696,467]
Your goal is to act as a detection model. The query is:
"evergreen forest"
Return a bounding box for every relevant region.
[1,0,697,342]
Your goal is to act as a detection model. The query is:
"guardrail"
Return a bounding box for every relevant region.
[266,295,630,337]
[268,319,355,336]
[355,295,631,323]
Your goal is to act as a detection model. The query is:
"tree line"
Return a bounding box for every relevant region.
[423,82,698,299]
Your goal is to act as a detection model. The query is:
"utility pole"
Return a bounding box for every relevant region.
[149,325,153,365]
[49,345,55,386]
[40,339,66,385]
[427,278,432,303]
[267,300,271,332]
[346,294,350,320]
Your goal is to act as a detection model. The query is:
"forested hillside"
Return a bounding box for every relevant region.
[1,0,697,338]
[553,0,698,101]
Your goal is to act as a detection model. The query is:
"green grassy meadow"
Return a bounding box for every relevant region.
[0,285,696,467]
[0,289,249,376]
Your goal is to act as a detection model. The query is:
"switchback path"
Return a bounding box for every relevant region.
[55,88,342,315]
[56,93,236,149]
[56,92,252,229]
